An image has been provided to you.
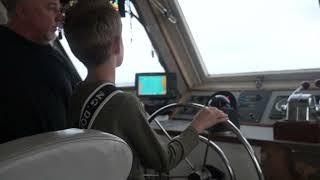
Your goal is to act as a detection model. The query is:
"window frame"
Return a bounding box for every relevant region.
[147,0,320,91]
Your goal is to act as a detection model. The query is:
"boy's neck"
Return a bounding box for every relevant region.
[85,61,116,83]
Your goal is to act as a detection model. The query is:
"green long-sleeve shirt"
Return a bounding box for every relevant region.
[67,81,199,179]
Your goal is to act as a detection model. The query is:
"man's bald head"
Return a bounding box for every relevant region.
[5,0,64,44]
[3,0,25,19]
[3,0,63,19]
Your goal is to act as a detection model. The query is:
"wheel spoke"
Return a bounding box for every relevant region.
[199,135,236,180]
[202,132,211,167]
[153,118,196,171]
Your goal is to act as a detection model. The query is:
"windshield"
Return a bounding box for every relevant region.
[177,0,320,76]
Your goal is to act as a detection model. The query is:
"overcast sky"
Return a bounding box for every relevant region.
[178,0,320,75]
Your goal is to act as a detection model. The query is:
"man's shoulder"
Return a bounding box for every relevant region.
[0,25,9,34]
[0,26,32,53]
[0,26,20,43]
[0,26,11,47]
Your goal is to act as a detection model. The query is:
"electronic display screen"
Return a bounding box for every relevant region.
[136,74,167,96]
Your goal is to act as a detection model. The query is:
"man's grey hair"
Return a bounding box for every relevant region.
[2,0,24,19]
[0,0,8,24]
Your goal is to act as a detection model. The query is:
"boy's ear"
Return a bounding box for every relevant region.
[111,36,121,55]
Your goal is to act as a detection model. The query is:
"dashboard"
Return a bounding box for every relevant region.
[171,90,320,124]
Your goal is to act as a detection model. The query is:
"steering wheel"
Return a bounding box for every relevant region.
[147,103,264,180]
[206,91,240,132]
[207,91,238,111]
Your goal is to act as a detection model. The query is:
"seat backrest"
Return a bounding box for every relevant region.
[0,128,133,180]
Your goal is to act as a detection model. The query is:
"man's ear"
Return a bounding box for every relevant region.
[15,3,26,18]
[111,36,121,55]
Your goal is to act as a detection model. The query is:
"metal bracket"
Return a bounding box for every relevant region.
[149,0,177,24]
[255,76,264,89]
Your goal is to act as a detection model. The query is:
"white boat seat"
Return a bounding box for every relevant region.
[0,128,133,180]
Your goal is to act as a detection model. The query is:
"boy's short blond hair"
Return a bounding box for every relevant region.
[64,0,122,67]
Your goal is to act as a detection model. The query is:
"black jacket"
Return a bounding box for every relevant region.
[0,25,81,143]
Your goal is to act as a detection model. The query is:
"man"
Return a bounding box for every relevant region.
[64,1,228,179]
[0,0,81,144]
